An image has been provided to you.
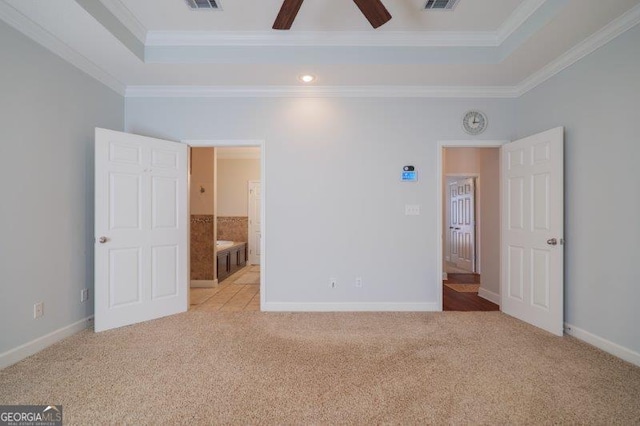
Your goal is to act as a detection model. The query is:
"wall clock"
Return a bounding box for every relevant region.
[462,111,488,135]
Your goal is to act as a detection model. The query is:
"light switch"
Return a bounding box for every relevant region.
[405,204,420,215]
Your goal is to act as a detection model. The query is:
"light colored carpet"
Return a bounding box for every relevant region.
[1,312,639,424]
[233,271,260,285]
[445,283,481,293]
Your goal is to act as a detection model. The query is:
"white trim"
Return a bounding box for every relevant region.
[0,317,93,370]
[262,302,439,312]
[564,323,640,367]
[190,279,218,288]
[186,139,265,147]
[478,287,501,305]
[496,0,547,44]
[144,0,546,48]
[515,2,640,97]
[99,0,148,43]
[1,0,637,100]
[0,2,126,96]
[146,30,500,47]
[184,139,266,310]
[125,85,519,99]
[436,140,507,311]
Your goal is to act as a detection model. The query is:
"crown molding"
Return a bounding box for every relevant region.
[145,30,500,48]
[495,0,547,44]
[125,85,519,99]
[144,0,548,48]
[515,2,640,97]
[127,0,640,105]
[0,1,126,96]
[4,0,638,102]
[98,0,148,43]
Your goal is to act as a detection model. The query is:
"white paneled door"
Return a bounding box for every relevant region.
[448,177,476,272]
[248,181,261,265]
[94,128,188,332]
[501,127,564,336]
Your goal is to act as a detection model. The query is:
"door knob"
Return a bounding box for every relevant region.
[98,236,108,244]
[547,238,558,246]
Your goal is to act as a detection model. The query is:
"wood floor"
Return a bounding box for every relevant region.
[443,273,499,312]
[190,265,260,312]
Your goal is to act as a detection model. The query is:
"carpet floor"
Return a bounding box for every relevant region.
[1,312,639,424]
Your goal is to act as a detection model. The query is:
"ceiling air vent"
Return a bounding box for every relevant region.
[424,0,460,11]
[185,0,221,10]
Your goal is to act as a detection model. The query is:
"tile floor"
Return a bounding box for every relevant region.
[190,265,260,312]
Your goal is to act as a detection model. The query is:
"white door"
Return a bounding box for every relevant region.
[447,181,460,267]
[448,177,476,272]
[248,181,261,265]
[501,127,564,336]
[95,128,188,332]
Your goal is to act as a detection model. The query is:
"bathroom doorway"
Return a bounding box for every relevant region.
[187,141,264,312]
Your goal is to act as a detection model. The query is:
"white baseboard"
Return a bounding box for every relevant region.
[564,322,640,367]
[190,279,218,288]
[262,302,439,312]
[478,287,501,305]
[0,316,93,370]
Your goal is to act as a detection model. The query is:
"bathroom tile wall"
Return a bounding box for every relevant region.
[191,215,214,280]
[217,216,248,243]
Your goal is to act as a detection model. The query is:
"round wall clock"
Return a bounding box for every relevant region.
[462,110,488,135]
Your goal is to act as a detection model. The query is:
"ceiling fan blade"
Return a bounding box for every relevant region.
[352,0,392,28]
[273,0,305,30]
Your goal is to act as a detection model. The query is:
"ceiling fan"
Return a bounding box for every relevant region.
[273,0,392,30]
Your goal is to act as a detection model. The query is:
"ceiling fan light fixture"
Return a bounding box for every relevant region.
[299,74,316,83]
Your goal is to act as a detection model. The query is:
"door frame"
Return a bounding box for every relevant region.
[436,140,508,311]
[184,139,266,309]
[444,174,479,275]
[247,180,261,265]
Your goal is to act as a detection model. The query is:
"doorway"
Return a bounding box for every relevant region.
[438,142,504,312]
[187,140,265,312]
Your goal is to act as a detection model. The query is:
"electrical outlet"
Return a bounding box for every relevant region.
[355,277,363,288]
[330,278,337,289]
[81,288,89,302]
[33,302,44,319]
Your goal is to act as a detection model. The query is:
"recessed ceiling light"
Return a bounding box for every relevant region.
[299,74,316,83]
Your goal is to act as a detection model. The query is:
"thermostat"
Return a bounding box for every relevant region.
[402,165,417,182]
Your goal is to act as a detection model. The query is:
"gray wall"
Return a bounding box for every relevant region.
[516,24,640,353]
[0,21,124,354]
[126,97,516,307]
